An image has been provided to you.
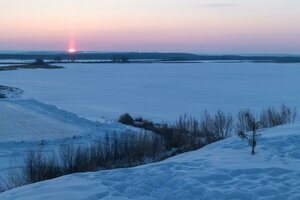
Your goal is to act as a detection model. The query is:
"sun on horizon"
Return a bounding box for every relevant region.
[68,48,76,53]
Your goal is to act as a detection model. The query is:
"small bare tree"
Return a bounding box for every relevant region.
[237,110,260,155]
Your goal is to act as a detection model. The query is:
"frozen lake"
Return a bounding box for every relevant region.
[0,62,300,122]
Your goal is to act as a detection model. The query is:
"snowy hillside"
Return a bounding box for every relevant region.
[0,100,84,142]
[1,123,300,200]
[0,99,126,178]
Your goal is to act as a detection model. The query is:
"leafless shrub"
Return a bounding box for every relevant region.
[5,131,165,189]
[214,109,234,139]
[119,111,233,152]
[23,148,62,183]
[152,111,233,151]
[236,109,254,134]
[260,104,296,128]
[0,167,26,191]
[199,110,233,143]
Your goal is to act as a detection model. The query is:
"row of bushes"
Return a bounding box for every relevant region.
[2,110,235,190]
[236,105,296,155]
[120,110,234,151]
[260,104,296,128]
[1,104,296,191]
[119,104,296,151]
[1,132,165,190]
[236,104,296,134]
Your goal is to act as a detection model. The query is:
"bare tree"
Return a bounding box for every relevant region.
[237,110,260,155]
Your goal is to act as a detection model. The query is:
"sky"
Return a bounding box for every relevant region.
[0,0,300,53]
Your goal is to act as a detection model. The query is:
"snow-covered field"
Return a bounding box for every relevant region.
[0,63,300,122]
[1,123,300,200]
[1,62,300,199]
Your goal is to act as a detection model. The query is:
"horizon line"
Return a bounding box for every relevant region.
[0,50,300,56]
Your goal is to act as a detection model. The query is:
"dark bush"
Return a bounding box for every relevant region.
[118,113,134,125]
[134,118,155,130]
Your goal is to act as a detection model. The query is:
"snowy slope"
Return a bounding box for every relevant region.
[1,123,300,200]
[0,100,84,142]
[0,99,127,179]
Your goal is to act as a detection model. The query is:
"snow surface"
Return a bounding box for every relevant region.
[1,62,300,199]
[0,99,126,178]
[0,100,84,142]
[0,63,300,122]
[1,123,300,200]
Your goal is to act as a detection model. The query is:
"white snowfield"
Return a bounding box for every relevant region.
[0,63,300,122]
[1,62,300,199]
[1,123,300,200]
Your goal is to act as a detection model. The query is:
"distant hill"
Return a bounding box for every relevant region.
[1,52,300,63]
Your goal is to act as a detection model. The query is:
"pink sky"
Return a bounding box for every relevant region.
[0,0,300,53]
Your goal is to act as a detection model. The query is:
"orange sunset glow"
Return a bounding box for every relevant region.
[1,0,300,199]
[0,0,300,53]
